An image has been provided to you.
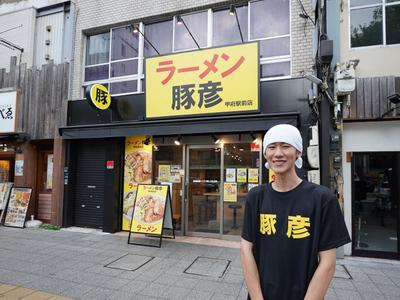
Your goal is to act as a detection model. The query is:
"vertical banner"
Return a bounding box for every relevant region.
[223,182,237,202]
[123,136,153,230]
[4,187,32,228]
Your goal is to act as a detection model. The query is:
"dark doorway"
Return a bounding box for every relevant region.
[352,152,400,259]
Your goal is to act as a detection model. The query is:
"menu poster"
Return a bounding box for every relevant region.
[170,165,181,183]
[130,184,169,235]
[226,168,236,183]
[248,168,259,183]
[237,168,247,183]
[4,187,32,228]
[46,154,54,190]
[224,182,237,202]
[15,160,23,176]
[0,182,13,210]
[158,165,171,182]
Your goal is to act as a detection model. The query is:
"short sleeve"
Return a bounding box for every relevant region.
[241,190,256,243]
[318,195,351,251]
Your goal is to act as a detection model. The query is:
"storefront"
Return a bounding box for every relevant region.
[62,42,317,238]
[61,69,314,237]
[343,120,400,259]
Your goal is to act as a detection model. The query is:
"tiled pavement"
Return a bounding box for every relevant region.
[0,226,399,300]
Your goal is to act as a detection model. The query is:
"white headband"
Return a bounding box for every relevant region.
[263,124,303,169]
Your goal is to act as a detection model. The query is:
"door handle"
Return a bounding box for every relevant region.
[81,204,85,208]
[87,185,96,189]
[96,206,100,209]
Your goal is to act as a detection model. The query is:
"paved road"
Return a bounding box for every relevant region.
[0,226,399,299]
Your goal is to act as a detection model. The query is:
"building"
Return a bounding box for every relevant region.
[59,0,336,240]
[0,0,74,226]
[328,0,400,259]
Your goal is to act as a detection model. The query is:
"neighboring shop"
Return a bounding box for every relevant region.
[343,120,400,259]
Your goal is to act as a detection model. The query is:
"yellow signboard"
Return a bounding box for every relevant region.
[123,136,153,230]
[223,182,237,202]
[130,184,168,235]
[146,43,259,118]
[86,84,111,110]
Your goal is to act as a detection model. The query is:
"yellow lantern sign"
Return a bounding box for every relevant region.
[86,84,111,110]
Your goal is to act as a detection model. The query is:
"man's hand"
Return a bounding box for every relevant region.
[240,238,264,300]
[304,248,336,300]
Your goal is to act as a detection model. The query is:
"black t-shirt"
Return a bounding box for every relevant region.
[241,180,351,300]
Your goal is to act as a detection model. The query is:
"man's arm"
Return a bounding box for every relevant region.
[240,238,264,300]
[304,248,336,300]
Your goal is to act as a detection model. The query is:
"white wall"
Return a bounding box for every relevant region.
[0,8,36,70]
[339,0,400,77]
[342,120,400,255]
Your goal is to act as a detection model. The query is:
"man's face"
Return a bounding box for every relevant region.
[264,142,300,175]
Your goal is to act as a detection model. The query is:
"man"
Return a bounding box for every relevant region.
[241,124,350,300]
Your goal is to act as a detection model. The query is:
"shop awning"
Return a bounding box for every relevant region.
[0,132,30,142]
[59,112,300,139]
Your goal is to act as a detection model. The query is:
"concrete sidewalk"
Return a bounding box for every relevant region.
[0,226,399,300]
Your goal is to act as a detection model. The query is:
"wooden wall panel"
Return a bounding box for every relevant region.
[345,76,397,120]
[0,57,69,140]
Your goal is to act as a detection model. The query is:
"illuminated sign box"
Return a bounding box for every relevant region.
[145,42,259,118]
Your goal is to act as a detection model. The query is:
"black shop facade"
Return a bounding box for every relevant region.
[60,43,316,238]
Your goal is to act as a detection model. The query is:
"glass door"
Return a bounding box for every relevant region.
[186,145,222,236]
[352,152,399,259]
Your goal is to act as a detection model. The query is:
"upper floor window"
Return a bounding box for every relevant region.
[83,0,293,95]
[249,0,291,79]
[84,26,142,96]
[144,20,173,57]
[350,0,400,48]
[213,6,248,46]
[173,11,208,51]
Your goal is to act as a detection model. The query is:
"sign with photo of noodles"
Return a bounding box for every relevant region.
[123,136,153,231]
[4,187,32,228]
[130,184,169,235]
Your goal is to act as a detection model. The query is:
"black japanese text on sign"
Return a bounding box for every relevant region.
[86,84,111,110]
[145,43,259,118]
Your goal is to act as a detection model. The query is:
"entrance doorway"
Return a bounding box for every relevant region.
[352,152,400,259]
[36,150,53,222]
[186,146,222,237]
[184,142,261,237]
